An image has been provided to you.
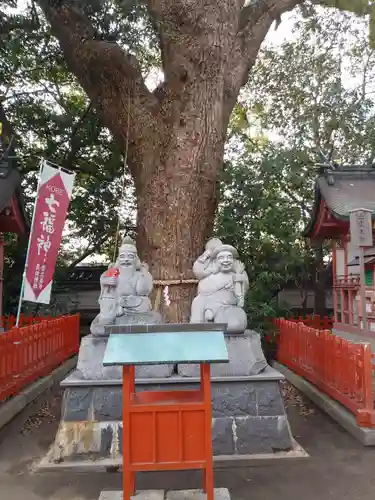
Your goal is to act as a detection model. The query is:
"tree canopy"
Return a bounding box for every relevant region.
[1,1,375,321]
[217,7,375,327]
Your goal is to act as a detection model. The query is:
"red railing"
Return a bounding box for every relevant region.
[334,275,361,288]
[288,315,333,330]
[0,314,80,402]
[276,318,375,427]
[0,314,52,331]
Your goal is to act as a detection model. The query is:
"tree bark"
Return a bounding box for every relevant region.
[36,0,302,322]
[137,134,224,323]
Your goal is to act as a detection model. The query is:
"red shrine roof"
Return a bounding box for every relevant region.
[305,166,375,240]
[0,153,28,235]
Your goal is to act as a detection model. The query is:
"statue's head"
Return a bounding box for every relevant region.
[211,244,238,273]
[117,235,140,269]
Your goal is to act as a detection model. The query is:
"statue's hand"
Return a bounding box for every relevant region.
[234,273,246,283]
[238,296,244,308]
[104,276,118,286]
[115,306,123,317]
[235,261,245,274]
[140,262,149,272]
[198,250,211,262]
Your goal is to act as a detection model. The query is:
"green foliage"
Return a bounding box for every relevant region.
[0,1,146,312]
[217,7,375,329]
[216,149,316,330]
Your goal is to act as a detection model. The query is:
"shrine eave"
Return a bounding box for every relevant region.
[0,166,28,235]
[304,166,375,241]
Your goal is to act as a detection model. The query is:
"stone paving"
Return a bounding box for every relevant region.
[1,383,375,500]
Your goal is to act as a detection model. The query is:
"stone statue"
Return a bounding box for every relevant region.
[190,240,249,333]
[192,238,223,279]
[90,235,161,335]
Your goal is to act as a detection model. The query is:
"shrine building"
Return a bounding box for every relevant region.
[305,165,375,340]
[0,134,28,317]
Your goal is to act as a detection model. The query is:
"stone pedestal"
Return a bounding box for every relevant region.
[178,330,267,377]
[40,324,296,469]
[76,334,174,380]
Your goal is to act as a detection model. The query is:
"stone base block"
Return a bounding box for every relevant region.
[76,335,174,380]
[178,331,267,377]
[115,311,162,326]
[91,311,163,336]
[98,490,230,500]
[43,375,293,465]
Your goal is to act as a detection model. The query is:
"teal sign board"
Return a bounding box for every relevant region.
[103,331,229,366]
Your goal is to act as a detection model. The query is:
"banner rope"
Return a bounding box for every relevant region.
[153,279,199,285]
[152,279,198,311]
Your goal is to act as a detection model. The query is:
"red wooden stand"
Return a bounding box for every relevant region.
[122,363,214,500]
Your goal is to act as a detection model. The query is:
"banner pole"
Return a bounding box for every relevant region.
[16,159,44,327]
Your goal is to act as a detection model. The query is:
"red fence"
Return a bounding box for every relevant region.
[288,315,333,330]
[0,314,53,331]
[276,318,375,427]
[0,314,80,402]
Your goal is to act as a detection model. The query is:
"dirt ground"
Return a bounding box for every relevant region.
[1,382,375,500]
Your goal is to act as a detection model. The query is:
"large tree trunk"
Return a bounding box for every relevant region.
[137,137,224,322]
[37,0,301,322]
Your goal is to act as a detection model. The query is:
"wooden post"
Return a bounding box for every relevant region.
[348,289,353,326]
[201,363,214,500]
[332,242,339,323]
[343,237,348,277]
[356,342,374,427]
[122,365,135,500]
[340,289,344,323]
[359,246,368,332]
[103,329,229,500]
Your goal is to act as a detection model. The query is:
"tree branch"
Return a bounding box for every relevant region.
[224,0,302,116]
[62,102,94,171]
[0,101,17,151]
[36,1,160,182]
[68,233,108,268]
[313,0,370,16]
[0,8,40,39]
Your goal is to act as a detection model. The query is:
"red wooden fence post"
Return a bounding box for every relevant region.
[357,343,375,427]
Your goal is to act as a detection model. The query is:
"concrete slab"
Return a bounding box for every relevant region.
[166,489,231,500]
[97,490,231,500]
[61,365,284,387]
[274,361,375,446]
[98,491,164,500]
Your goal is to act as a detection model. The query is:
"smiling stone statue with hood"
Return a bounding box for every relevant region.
[90,235,161,335]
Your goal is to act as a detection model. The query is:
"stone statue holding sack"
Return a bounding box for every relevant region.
[90,235,161,335]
